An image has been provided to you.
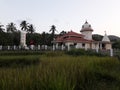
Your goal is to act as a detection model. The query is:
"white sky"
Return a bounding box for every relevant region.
[0,0,120,36]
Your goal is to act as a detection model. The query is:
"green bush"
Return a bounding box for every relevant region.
[66,49,105,56]
[44,51,64,57]
[115,52,120,60]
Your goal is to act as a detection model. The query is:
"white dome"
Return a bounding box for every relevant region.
[80,21,93,32]
[102,33,110,42]
[82,21,91,29]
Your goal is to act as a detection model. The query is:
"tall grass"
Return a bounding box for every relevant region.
[0,51,120,90]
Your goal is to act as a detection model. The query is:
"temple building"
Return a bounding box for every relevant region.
[53,21,112,51]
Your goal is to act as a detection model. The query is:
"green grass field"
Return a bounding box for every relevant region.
[0,51,120,90]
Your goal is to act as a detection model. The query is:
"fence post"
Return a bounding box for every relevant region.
[61,44,64,50]
[96,48,99,53]
[67,43,70,51]
[8,46,10,50]
[0,45,2,50]
[53,45,55,51]
[110,49,113,57]
[14,45,16,50]
[38,45,40,50]
[45,45,47,50]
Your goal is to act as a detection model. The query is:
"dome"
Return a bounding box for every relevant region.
[80,21,93,32]
[102,33,110,42]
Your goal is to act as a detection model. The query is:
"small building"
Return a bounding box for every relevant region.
[53,21,112,50]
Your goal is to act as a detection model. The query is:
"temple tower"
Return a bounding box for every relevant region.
[80,21,93,40]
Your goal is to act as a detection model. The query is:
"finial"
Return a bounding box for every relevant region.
[85,20,88,24]
[104,31,107,35]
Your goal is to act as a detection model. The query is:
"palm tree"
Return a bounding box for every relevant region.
[49,25,57,40]
[20,20,29,32]
[28,24,35,33]
[6,22,17,33]
[0,24,5,32]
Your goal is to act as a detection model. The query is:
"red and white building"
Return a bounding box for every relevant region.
[53,21,112,51]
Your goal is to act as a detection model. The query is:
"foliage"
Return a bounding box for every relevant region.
[0,32,20,45]
[92,34,103,41]
[0,52,120,90]
[20,20,29,32]
[28,24,35,33]
[49,25,57,41]
[66,49,105,56]
[112,40,120,49]
[6,22,17,33]
[0,31,53,46]
[0,55,39,68]
[0,23,5,32]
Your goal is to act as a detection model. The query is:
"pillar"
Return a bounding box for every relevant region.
[56,43,58,50]
[8,46,10,50]
[53,45,55,51]
[110,49,113,57]
[85,44,88,51]
[45,45,47,50]
[100,43,102,50]
[0,45,2,50]
[13,45,16,50]
[68,43,70,51]
[30,45,34,50]
[38,45,40,50]
[20,31,27,47]
[61,44,64,50]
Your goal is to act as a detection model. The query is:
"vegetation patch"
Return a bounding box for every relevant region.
[0,51,120,90]
[0,55,40,68]
[66,49,106,57]
[0,51,44,56]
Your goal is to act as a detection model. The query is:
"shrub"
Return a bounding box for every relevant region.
[44,51,64,57]
[115,52,120,60]
[66,49,105,56]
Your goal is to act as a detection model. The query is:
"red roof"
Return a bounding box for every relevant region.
[63,31,84,38]
[55,31,93,43]
[63,37,92,43]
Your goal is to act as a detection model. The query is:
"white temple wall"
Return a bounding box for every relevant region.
[85,43,90,49]
[91,43,99,49]
[81,31,92,40]
[76,43,82,49]
[105,44,112,50]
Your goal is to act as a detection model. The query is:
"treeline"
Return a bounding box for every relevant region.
[0,20,66,46]
[0,32,55,46]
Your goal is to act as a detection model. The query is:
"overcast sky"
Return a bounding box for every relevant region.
[0,0,120,36]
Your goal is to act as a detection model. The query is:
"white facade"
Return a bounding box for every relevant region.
[81,31,92,40]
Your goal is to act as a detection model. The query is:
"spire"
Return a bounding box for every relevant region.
[85,20,88,24]
[102,31,110,42]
